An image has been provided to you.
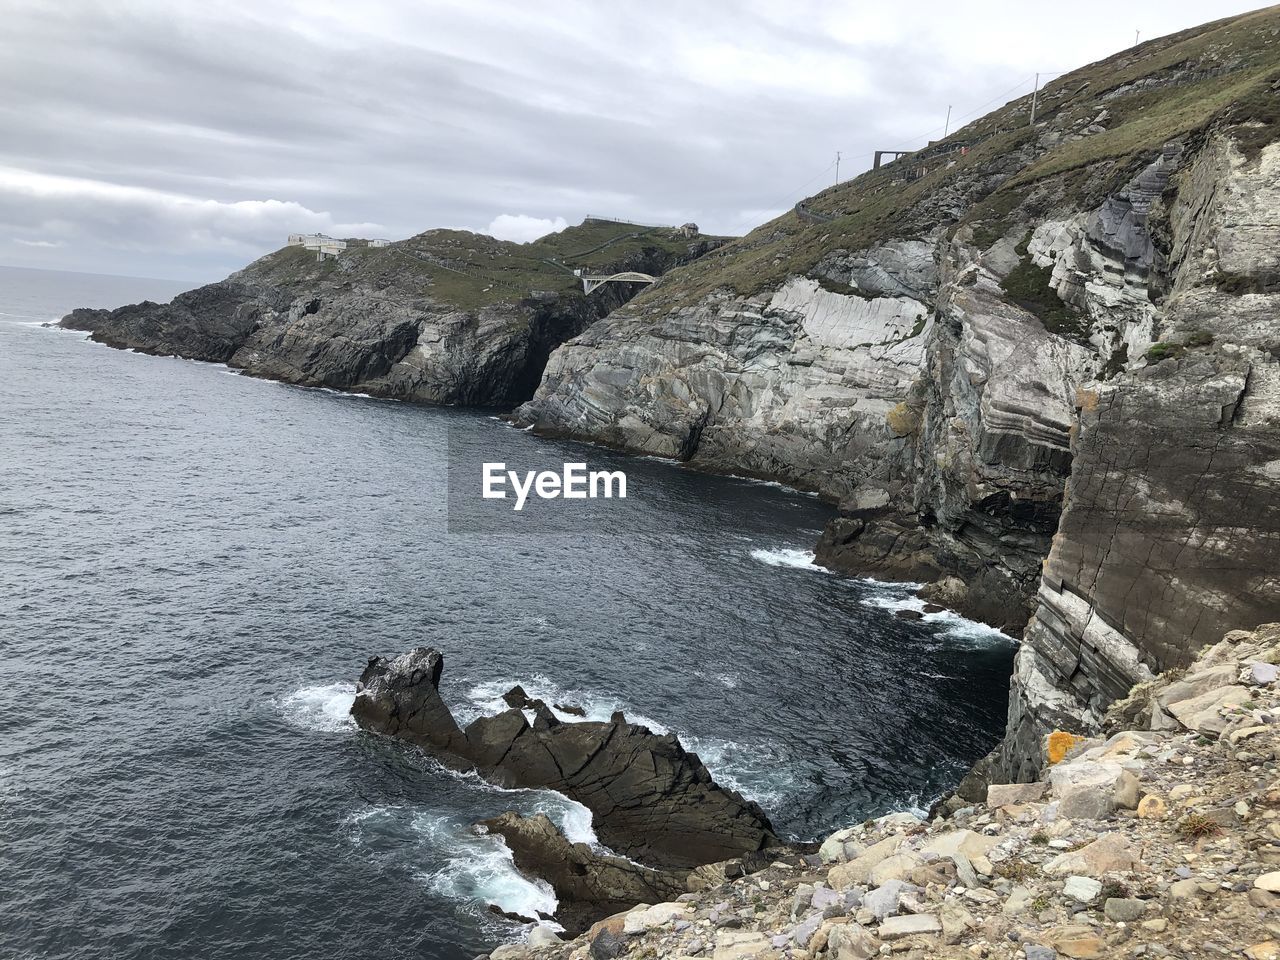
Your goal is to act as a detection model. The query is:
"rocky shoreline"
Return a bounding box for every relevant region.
[473,622,1280,960]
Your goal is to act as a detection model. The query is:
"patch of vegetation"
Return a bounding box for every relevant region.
[1221,72,1280,159]
[1186,329,1215,347]
[1101,880,1131,900]
[1000,234,1088,340]
[1031,894,1052,912]
[996,859,1037,882]
[1176,813,1222,840]
[1146,341,1185,363]
[886,401,923,438]
[1215,270,1279,295]
[1030,831,1049,846]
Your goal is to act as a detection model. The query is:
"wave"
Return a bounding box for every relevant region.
[455,675,672,733]
[860,589,1015,647]
[278,682,357,732]
[345,806,561,925]
[749,547,829,572]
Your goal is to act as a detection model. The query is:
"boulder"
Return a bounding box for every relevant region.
[986,782,1047,806]
[1044,833,1144,876]
[711,930,772,960]
[878,913,942,939]
[827,924,880,960]
[861,879,919,920]
[828,836,907,889]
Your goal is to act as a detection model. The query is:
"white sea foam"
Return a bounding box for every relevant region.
[860,589,1016,647]
[279,682,357,732]
[456,676,671,733]
[345,805,561,923]
[749,547,829,572]
[415,814,560,923]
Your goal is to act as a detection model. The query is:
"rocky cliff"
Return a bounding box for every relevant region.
[60,220,725,407]
[489,622,1280,960]
[514,8,1280,778]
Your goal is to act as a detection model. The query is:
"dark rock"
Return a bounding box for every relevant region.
[352,648,780,869]
[589,929,624,960]
[895,609,924,621]
[554,702,587,717]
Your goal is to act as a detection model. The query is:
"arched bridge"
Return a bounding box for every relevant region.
[577,270,656,294]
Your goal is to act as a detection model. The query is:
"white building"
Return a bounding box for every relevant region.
[367,238,391,248]
[287,233,347,259]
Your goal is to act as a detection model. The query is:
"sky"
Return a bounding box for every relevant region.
[0,0,1264,281]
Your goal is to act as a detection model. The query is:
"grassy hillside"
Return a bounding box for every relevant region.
[236,219,728,311]
[640,4,1280,305]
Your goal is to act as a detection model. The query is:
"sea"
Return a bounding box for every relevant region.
[0,263,1016,959]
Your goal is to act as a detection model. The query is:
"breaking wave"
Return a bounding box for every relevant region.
[278,682,357,732]
[749,547,829,571]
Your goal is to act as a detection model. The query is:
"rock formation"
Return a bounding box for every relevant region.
[482,622,1280,960]
[480,812,686,936]
[350,648,781,926]
[60,221,725,407]
[513,9,1280,777]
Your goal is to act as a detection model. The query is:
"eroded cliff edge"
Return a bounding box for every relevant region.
[60,220,725,407]
[513,9,1280,780]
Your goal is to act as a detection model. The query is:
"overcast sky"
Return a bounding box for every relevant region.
[0,0,1262,281]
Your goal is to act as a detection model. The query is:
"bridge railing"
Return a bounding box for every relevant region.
[584,215,674,229]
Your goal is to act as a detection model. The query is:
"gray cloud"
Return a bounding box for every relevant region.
[0,0,1263,280]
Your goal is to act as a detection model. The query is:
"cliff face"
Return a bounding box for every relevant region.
[61,221,725,407]
[515,9,1280,775]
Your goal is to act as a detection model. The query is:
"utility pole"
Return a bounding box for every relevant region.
[1135,29,1140,46]
[1029,73,1040,126]
[835,151,841,186]
[944,105,952,137]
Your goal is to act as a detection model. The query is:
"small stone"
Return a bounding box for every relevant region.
[1063,876,1102,903]
[1103,898,1147,922]
[1025,947,1058,960]
[1252,662,1280,685]
[1045,924,1104,959]
[1137,795,1167,819]
[1238,800,1253,818]
[526,925,562,948]
[877,914,941,940]
[1246,942,1280,960]
[1258,872,1280,893]
[1140,919,1167,933]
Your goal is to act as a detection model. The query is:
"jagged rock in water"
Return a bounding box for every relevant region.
[350,648,780,868]
[480,811,687,936]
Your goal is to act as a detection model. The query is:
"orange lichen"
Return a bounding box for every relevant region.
[1046,730,1086,765]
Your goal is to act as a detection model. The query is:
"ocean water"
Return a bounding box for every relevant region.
[0,264,1016,959]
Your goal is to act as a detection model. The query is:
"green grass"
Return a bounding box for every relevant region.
[1000,234,1088,339]
[241,220,731,311]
